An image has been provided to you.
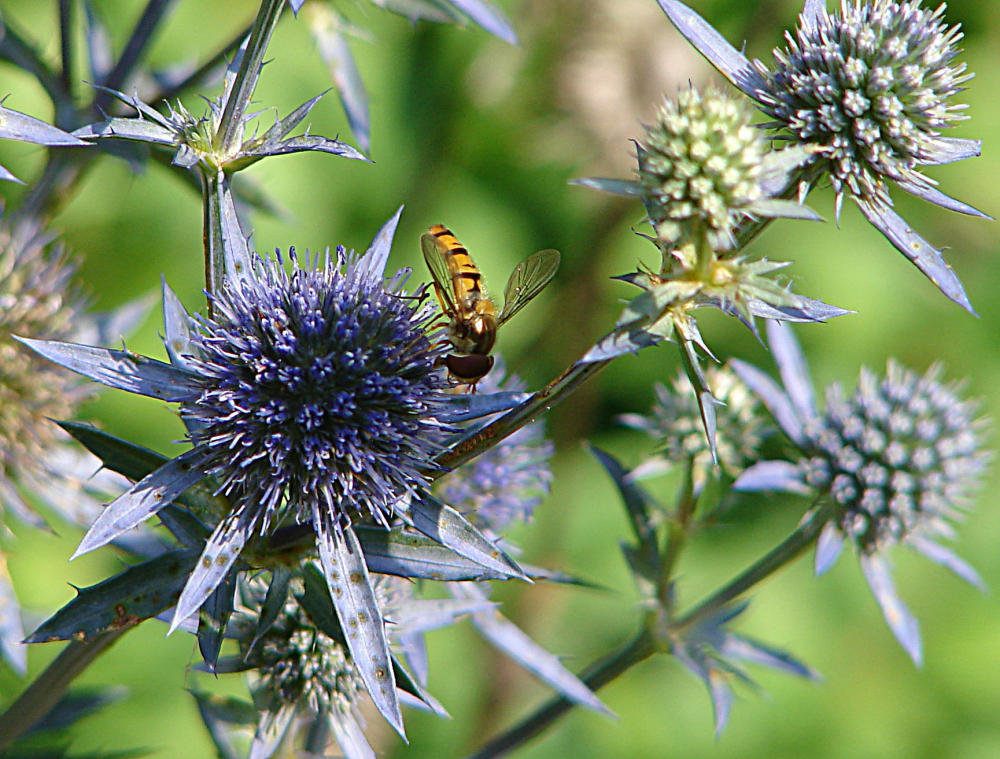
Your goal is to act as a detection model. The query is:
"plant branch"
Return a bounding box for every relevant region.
[95,0,178,110]
[0,630,127,752]
[464,627,657,759]
[672,500,834,631]
[58,0,75,97]
[432,357,612,475]
[215,0,286,153]
[657,456,696,606]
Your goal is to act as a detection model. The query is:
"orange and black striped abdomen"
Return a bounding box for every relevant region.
[428,224,491,312]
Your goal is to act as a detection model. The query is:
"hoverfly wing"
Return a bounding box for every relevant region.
[421,232,461,317]
[497,248,560,325]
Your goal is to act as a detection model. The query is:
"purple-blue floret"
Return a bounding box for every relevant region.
[181,248,447,531]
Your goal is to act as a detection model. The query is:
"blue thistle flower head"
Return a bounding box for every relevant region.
[732,320,989,664]
[19,210,536,735]
[752,0,972,213]
[436,363,553,533]
[183,247,447,533]
[215,567,494,756]
[797,361,987,556]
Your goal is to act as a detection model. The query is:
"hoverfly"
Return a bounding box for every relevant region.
[421,224,560,386]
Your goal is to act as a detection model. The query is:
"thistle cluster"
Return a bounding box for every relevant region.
[638,88,764,251]
[0,0,993,755]
[657,0,987,312]
[619,364,768,487]
[753,0,970,212]
[0,219,88,502]
[797,362,987,554]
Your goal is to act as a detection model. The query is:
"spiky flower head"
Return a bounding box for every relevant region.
[237,585,364,718]
[798,361,986,555]
[638,88,765,250]
[753,0,970,211]
[228,572,412,756]
[619,364,768,487]
[732,320,989,663]
[21,214,530,734]
[0,220,88,506]
[183,249,447,533]
[436,366,553,533]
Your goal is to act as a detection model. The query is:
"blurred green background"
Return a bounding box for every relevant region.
[1,0,999,756]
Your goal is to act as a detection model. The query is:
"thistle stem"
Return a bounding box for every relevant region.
[94,0,177,111]
[657,457,697,606]
[673,500,833,631]
[200,169,252,308]
[58,0,75,97]
[433,357,611,474]
[0,630,126,752]
[464,627,657,759]
[215,0,286,153]
[201,169,226,309]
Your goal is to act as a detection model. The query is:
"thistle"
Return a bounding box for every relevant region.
[732,320,989,664]
[638,87,767,252]
[0,219,88,523]
[18,212,530,735]
[619,364,769,489]
[657,0,989,312]
[574,84,832,358]
[754,0,972,216]
[181,248,446,535]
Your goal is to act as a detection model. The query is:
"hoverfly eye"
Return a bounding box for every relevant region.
[445,353,495,383]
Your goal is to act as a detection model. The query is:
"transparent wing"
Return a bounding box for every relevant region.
[497,249,560,325]
[421,232,460,317]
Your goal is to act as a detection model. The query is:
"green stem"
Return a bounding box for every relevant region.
[201,168,226,309]
[673,500,833,631]
[657,457,696,607]
[693,224,714,281]
[215,0,285,153]
[94,0,178,110]
[432,357,611,475]
[464,627,657,759]
[0,630,126,752]
[58,0,75,97]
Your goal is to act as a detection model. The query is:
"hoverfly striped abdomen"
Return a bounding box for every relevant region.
[421,224,560,386]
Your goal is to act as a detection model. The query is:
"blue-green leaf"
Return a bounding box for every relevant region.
[409,493,527,581]
[0,103,90,146]
[312,516,403,738]
[198,568,239,672]
[169,505,260,634]
[26,549,200,642]
[72,449,208,558]
[16,337,199,401]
